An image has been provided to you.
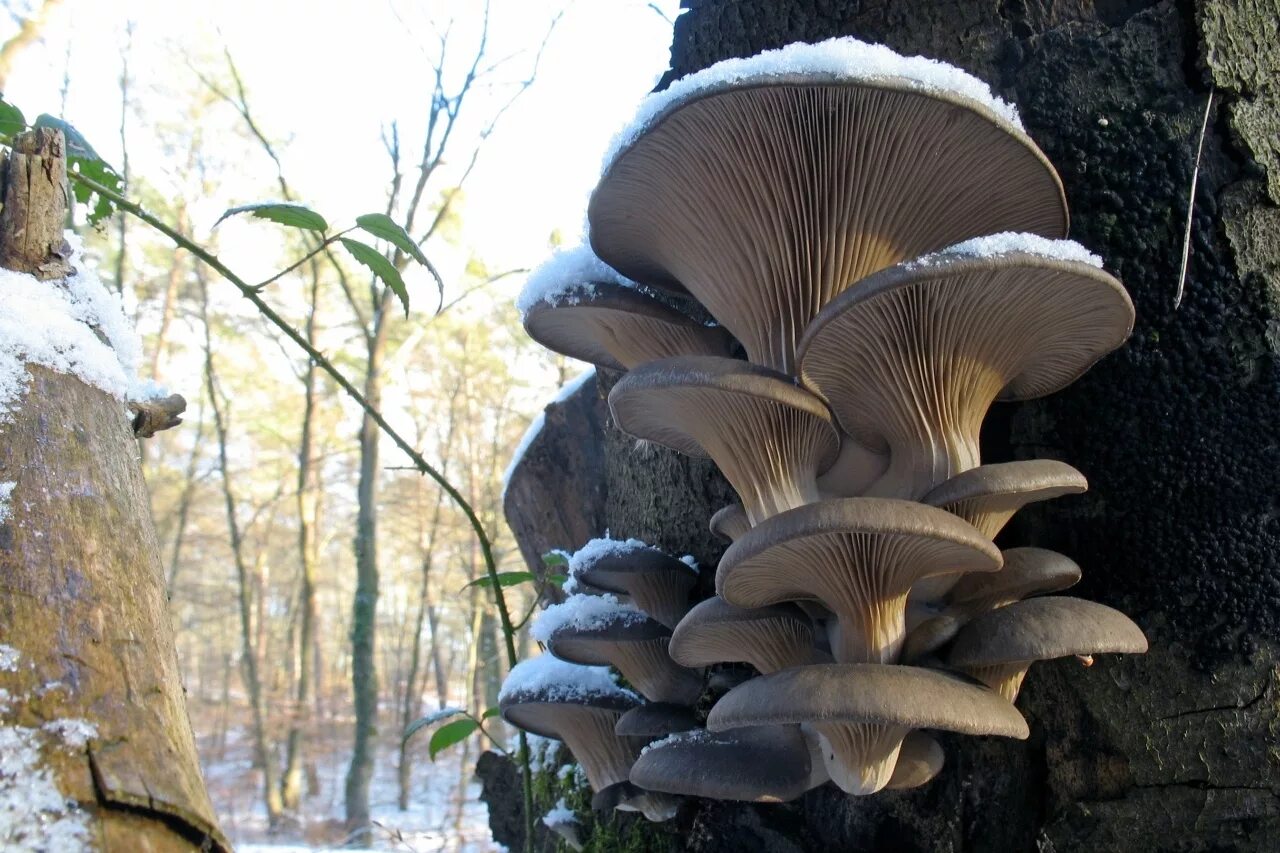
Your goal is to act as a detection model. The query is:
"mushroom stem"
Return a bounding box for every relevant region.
[812,722,910,796]
[961,661,1031,703]
[829,596,909,664]
[558,707,645,792]
[608,639,704,706]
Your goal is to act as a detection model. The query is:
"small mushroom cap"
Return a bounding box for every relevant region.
[615,703,701,738]
[922,460,1087,511]
[948,547,1083,610]
[709,503,751,542]
[707,663,1027,738]
[669,596,815,672]
[591,781,679,822]
[629,726,813,802]
[524,283,734,371]
[947,596,1148,669]
[574,544,698,629]
[610,356,840,523]
[500,690,640,741]
[885,732,945,790]
[499,655,641,739]
[546,611,703,706]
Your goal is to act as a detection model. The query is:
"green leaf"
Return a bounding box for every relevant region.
[341,237,409,316]
[482,706,501,720]
[428,718,478,760]
[355,213,428,266]
[541,550,570,568]
[0,99,26,140]
[547,573,568,586]
[462,571,537,592]
[403,707,467,744]
[215,202,329,232]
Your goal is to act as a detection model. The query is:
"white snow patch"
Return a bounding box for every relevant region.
[680,554,700,573]
[567,536,654,577]
[907,232,1104,270]
[0,234,167,424]
[640,728,714,755]
[0,725,91,851]
[41,719,98,749]
[500,368,597,502]
[0,482,13,524]
[515,246,636,316]
[603,36,1024,172]
[526,734,559,775]
[0,689,9,714]
[530,593,641,644]
[542,798,577,827]
[0,645,18,672]
[498,654,636,705]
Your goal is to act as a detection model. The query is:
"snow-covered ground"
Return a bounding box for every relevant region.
[199,721,498,852]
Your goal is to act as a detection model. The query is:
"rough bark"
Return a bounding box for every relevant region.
[0,129,227,849]
[495,1,1280,850]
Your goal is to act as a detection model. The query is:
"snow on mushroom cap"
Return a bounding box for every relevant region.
[568,535,683,577]
[530,593,643,644]
[515,245,637,316]
[603,36,1024,173]
[639,728,714,756]
[498,653,637,705]
[906,232,1103,270]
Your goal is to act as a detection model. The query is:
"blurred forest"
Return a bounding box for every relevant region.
[0,0,675,849]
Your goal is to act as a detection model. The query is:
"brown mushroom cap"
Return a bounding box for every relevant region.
[573,542,699,630]
[524,282,734,371]
[947,596,1148,701]
[716,498,1001,663]
[615,703,701,738]
[590,76,1065,374]
[629,726,813,803]
[911,460,1087,601]
[547,610,704,706]
[609,356,840,524]
[798,252,1133,499]
[669,596,817,674]
[709,503,750,543]
[706,663,1027,795]
[885,731,945,790]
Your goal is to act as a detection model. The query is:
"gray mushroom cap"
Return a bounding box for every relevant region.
[547,610,704,706]
[615,703,701,738]
[575,546,698,630]
[669,596,817,674]
[709,503,750,542]
[629,726,813,803]
[524,282,734,372]
[886,731,945,790]
[947,596,1148,701]
[609,356,840,525]
[591,781,680,823]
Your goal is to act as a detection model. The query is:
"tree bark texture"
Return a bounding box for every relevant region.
[0,130,226,849]
[495,1,1280,850]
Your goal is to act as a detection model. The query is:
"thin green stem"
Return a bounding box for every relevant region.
[71,172,537,852]
[253,227,354,291]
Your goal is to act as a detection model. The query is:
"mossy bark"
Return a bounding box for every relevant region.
[0,130,226,850]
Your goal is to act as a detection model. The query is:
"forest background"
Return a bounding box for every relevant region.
[1,0,679,848]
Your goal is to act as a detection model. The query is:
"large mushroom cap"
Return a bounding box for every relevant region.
[571,538,699,630]
[717,498,1001,663]
[524,282,734,372]
[609,356,840,524]
[947,596,1148,701]
[615,703,701,738]
[706,663,1026,795]
[629,726,813,803]
[544,609,704,706]
[798,240,1134,498]
[669,596,816,674]
[590,38,1066,373]
[911,459,1087,601]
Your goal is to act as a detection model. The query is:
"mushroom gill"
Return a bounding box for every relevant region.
[571,538,699,630]
[798,243,1133,499]
[669,596,818,674]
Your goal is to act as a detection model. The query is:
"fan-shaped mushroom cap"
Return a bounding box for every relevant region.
[717,498,1001,663]
[610,356,840,524]
[590,38,1066,374]
[707,664,1027,795]
[615,703,700,738]
[709,503,750,542]
[570,538,698,630]
[591,781,680,822]
[886,731,945,790]
[499,655,644,794]
[798,239,1133,499]
[630,726,813,803]
[911,460,1087,601]
[524,282,734,372]
[669,597,817,674]
[947,596,1148,701]
[545,610,703,706]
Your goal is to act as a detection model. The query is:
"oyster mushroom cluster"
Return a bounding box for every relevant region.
[505,36,1149,811]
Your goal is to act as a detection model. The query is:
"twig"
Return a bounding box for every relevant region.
[1175,86,1214,310]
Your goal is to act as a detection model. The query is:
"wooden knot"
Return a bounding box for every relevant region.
[129,394,187,437]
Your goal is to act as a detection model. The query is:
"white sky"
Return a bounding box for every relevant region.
[3,0,681,335]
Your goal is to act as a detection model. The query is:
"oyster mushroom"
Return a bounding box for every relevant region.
[615,703,700,739]
[570,537,698,630]
[946,596,1148,701]
[709,503,750,543]
[798,237,1134,499]
[707,664,1027,795]
[886,731,945,790]
[589,37,1067,374]
[610,355,839,525]
[716,498,1001,663]
[629,726,813,803]
[669,596,819,674]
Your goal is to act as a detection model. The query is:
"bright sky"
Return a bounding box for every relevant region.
[3,0,681,335]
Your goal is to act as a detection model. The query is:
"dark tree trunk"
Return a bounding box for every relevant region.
[495,1,1280,850]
